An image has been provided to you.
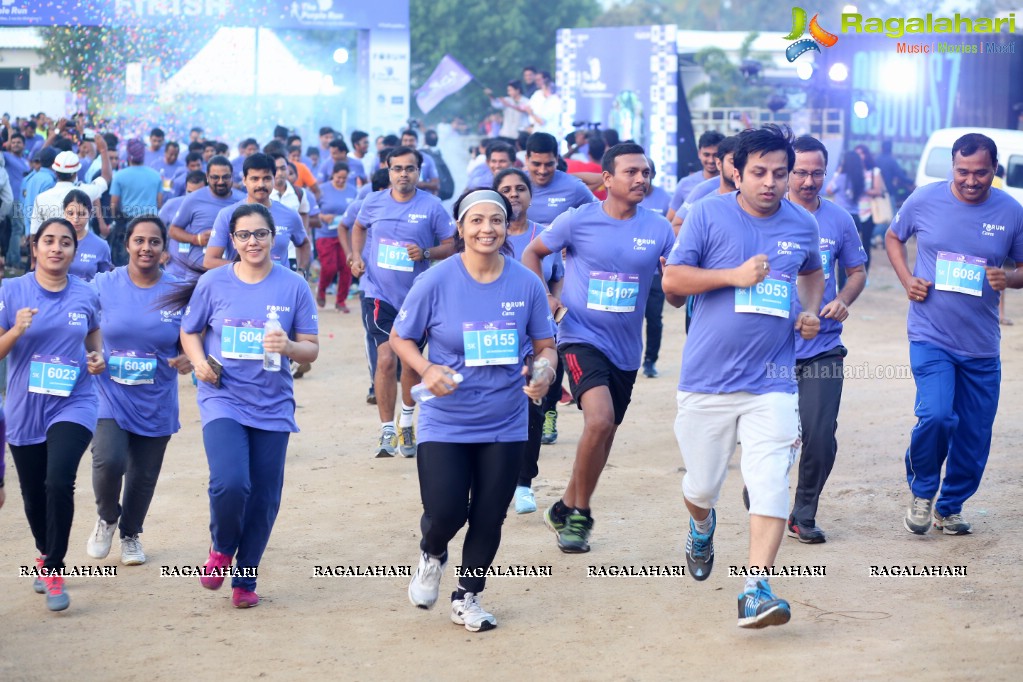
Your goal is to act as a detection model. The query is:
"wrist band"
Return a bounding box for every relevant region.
[422,362,435,376]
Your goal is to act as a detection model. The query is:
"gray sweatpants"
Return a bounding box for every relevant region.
[92,418,171,538]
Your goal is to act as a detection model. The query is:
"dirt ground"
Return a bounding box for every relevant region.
[1,250,1020,681]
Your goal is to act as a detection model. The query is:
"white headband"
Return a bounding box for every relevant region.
[457,190,507,222]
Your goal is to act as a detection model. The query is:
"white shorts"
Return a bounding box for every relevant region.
[674,391,800,519]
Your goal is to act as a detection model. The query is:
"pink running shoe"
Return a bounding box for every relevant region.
[232,587,259,608]
[33,556,46,594]
[199,548,233,590]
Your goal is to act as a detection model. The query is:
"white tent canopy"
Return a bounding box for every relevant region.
[160,27,340,99]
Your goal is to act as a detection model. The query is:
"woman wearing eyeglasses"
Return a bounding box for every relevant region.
[172,203,319,609]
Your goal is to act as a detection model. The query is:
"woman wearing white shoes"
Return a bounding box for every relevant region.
[86,216,192,566]
[393,188,556,631]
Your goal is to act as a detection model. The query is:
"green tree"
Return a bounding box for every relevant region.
[686,33,773,107]
[409,0,600,125]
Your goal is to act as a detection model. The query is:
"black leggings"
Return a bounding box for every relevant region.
[417,441,524,594]
[9,422,93,571]
[518,400,543,486]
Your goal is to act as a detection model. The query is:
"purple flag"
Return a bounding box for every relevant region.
[414,54,474,114]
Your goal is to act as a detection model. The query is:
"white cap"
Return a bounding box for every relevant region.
[52,151,82,174]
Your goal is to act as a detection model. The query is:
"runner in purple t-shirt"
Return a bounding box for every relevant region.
[886,132,1023,537]
[523,143,674,555]
[663,125,824,629]
[782,136,866,544]
[178,203,319,609]
[0,218,107,611]
[350,147,456,458]
[86,216,193,567]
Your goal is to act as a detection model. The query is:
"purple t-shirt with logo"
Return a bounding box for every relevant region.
[541,203,674,370]
[93,268,184,436]
[669,193,822,394]
[181,264,319,432]
[0,274,100,445]
[669,171,706,212]
[640,186,671,216]
[355,189,455,309]
[209,199,307,264]
[529,171,597,226]
[317,183,357,240]
[890,182,1023,358]
[69,232,114,282]
[394,256,552,443]
[794,199,866,360]
[169,188,247,277]
[507,221,563,286]
[676,177,721,223]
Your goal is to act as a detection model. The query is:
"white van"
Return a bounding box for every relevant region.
[916,127,1023,205]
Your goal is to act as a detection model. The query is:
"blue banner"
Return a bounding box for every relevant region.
[0,0,408,29]
[556,25,679,192]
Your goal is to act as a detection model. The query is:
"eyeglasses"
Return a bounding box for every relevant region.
[232,229,272,242]
[208,174,232,182]
[389,165,419,175]
[791,170,826,180]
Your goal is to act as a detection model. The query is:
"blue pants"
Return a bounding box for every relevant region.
[906,341,1000,516]
[203,419,290,590]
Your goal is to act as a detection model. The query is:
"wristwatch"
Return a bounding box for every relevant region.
[423,249,431,261]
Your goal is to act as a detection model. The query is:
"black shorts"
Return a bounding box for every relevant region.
[366,297,425,349]
[559,343,637,425]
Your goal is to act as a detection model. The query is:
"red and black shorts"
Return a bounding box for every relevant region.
[560,343,638,425]
[364,296,426,350]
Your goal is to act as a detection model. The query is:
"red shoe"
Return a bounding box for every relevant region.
[199,548,233,590]
[44,573,70,611]
[559,387,574,405]
[232,587,260,608]
[316,293,326,308]
[335,302,350,314]
[33,556,46,594]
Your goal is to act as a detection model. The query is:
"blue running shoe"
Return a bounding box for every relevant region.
[685,509,716,581]
[737,580,791,629]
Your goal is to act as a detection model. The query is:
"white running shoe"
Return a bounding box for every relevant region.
[408,552,447,609]
[86,518,117,559]
[121,535,147,565]
[450,592,497,632]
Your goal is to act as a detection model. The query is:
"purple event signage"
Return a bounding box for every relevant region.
[414,54,474,114]
[0,0,409,29]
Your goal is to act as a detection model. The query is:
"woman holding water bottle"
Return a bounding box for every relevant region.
[173,203,319,609]
[0,217,106,612]
[392,188,556,632]
[86,215,193,567]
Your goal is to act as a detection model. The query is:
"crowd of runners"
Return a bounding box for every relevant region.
[1,116,1020,634]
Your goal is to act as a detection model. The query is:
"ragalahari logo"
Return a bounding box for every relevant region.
[784,7,839,61]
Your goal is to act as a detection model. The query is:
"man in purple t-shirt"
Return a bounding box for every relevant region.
[523,143,674,555]
[350,147,456,458]
[663,125,824,629]
[886,132,1023,537]
[782,135,866,544]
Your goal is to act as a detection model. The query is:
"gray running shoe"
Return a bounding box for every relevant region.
[904,495,934,534]
[933,511,972,535]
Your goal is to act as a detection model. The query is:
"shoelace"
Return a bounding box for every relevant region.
[92,521,110,542]
[690,523,712,557]
[420,555,442,581]
[564,514,591,537]
[45,575,64,595]
[912,497,931,516]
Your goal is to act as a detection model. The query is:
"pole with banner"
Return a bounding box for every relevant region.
[414,54,474,115]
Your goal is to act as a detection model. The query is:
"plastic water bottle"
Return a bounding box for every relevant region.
[411,372,463,403]
[529,357,553,406]
[263,311,283,372]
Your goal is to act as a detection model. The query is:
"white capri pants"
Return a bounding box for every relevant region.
[674,391,800,519]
